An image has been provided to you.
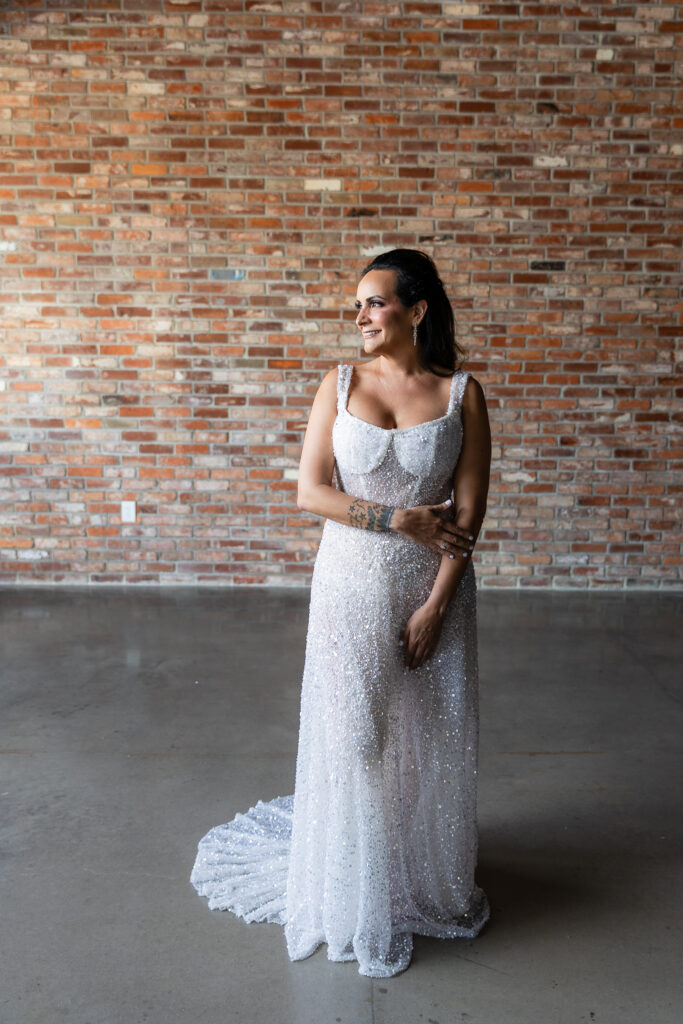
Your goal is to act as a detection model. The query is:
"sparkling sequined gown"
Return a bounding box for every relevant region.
[190,362,489,977]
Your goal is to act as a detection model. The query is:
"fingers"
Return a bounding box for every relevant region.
[402,637,434,671]
[434,539,473,559]
[400,629,414,669]
[405,646,432,671]
[437,523,474,557]
[409,507,476,559]
[442,522,474,543]
[404,644,417,670]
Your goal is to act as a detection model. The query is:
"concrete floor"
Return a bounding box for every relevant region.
[1,585,681,1024]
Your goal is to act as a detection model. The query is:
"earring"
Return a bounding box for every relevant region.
[413,321,418,346]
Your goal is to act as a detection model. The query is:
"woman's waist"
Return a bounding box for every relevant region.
[313,521,444,611]
[319,517,441,563]
[332,487,451,510]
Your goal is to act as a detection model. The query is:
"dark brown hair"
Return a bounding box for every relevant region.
[360,248,465,376]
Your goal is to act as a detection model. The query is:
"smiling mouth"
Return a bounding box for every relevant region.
[362,330,380,338]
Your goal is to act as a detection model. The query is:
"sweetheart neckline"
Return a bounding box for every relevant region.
[340,404,457,433]
[339,363,462,434]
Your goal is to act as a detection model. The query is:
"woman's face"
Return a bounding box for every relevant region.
[354,269,418,355]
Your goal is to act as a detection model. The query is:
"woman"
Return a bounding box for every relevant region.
[190,248,492,978]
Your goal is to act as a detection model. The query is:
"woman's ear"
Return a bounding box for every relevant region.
[414,299,428,326]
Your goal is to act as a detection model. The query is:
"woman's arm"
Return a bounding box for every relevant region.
[401,376,491,669]
[424,376,492,615]
[296,367,472,556]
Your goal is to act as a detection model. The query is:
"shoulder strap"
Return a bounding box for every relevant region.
[336,362,353,412]
[448,369,470,412]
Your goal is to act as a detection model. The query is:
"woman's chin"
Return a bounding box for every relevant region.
[360,337,384,354]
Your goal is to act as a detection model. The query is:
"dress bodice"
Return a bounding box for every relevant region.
[332,362,470,508]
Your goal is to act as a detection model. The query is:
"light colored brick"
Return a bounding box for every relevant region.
[443,4,481,13]
[304,178,342,191]
[533,155,569,168]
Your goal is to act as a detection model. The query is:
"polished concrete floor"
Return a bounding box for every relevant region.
[1,585,681,1024]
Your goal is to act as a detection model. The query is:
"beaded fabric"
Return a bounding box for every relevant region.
[190,362,489,978]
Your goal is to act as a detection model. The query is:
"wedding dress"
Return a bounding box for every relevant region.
[190,362,489,977]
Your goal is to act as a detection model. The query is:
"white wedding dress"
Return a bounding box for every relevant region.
[190,362,489,977]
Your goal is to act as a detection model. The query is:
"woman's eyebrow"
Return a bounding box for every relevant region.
[354,294,385,305]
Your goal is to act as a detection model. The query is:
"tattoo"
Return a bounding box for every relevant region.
[348,499,395,532]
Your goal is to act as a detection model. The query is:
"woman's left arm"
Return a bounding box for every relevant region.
[400,377,491,669]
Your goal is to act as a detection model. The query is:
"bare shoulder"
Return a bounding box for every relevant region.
[320,365,340,390]
[461,375,489,428]
[463,373,486,406]
[309,365,342,424]
[332,359,377,396]
[320,360,361,386]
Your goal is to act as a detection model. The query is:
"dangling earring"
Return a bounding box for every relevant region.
[413,321,418,347]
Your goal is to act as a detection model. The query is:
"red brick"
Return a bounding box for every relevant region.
[0,2,679,590]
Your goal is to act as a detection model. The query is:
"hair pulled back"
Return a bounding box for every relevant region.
[359,248,465,376]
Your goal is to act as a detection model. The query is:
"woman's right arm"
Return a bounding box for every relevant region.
[296,368,472,557]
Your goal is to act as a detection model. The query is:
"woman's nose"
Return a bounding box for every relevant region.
[356,306,368,326]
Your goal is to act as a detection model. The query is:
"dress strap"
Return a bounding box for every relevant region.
[336,362,353,413]
[448,369,470,413]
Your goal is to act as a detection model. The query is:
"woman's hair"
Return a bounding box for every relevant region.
[359,248,466,376]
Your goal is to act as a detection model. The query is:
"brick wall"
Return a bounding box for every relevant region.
[0,1,681,589]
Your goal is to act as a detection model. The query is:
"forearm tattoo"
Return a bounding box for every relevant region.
[347,498,395,532]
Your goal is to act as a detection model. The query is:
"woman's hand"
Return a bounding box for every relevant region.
[392,500,473,558]
[399,602,445,671]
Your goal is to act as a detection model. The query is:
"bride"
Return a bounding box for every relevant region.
[191,248,492,977]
